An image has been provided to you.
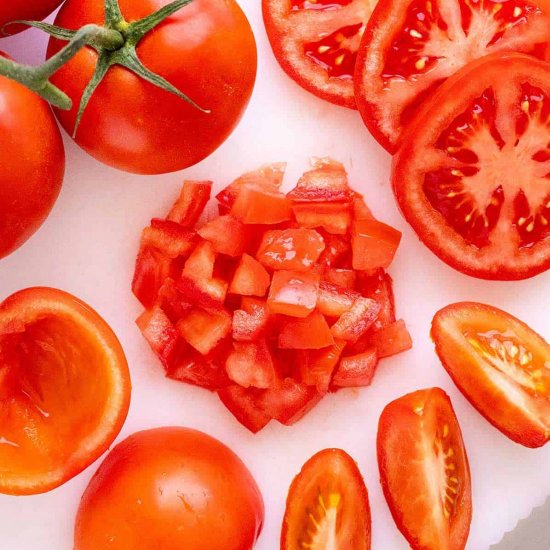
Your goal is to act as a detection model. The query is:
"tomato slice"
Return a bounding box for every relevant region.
[263,0,376,108]
[432,301,550,447]
[355,0,550,152]
[393,53,550,279]
[281,448,371,550]
[378,388,472,550]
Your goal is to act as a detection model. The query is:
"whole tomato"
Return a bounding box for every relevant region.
[47,0,257,175]
[0,54,65,260]
[74,427,264,550]
[0,1,65,34]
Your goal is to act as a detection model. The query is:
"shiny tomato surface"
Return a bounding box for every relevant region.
[0,0,64,34]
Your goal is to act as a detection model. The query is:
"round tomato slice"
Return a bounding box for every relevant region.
[393,53,550,280]
[432,302,550,448]
[263,0,376,108]
[355,0,550,151]
[281,448,371,549]
[378,388,472,550]
[0,287,131,495]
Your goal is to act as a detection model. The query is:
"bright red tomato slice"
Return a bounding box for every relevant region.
[432,302,550,448]
[281,448,371,549]
[393,53,550,280]
[355,0,550,152]
[378,388,472,550]
[263,0,376,108]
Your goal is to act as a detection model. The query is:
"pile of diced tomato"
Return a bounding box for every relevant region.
[132,159,412,432]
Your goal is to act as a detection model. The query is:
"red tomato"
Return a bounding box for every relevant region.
[263,0,376,108]
[278,311,334,349]
[378,388,472,550]
[0,56,64,260]
[355,0,550,152]
[432,302,550,448]
[47,0,257,174]
[267,270,320,317]
[0,288,130,495]
[351,218,401,270]
[393,53,550,280]
[281,448,371,549]
[74,427,264,550]
[0,1,64,34]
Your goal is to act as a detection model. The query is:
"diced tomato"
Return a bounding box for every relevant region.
[317,234,351,269]
[132,247,172,308]
[182,240,216,279]
[197,215,250,257]
[299,340,346,393]
[331,298,381,342]
[141,219,196,259]
[267,270,320,318]
[156,278,192,322]
[217,385,272,433]
[324,269,356,290]
[278,311,334,350]
[177,308,232,355]
[225,339,279,389]
[317,281,359,317]
[257,228,325,272]
[287,159,353,202]
[229,254,271,296]
[332,349,378,388]
[136,306,180,368]
[358,271,396,329]
[352,219,402,271]
[231,183,292,224]
[167,180,212,227]
[353,197,375,220]
[292,202,352,235]
[232,298,270,342]
[371,320,412,358]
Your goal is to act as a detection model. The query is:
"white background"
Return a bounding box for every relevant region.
[1,1,550,549]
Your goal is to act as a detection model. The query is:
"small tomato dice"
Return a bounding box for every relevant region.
[141,219,196,259]
[317,281,359,317]
[371,320,412,358]
[177,308,232,355]
[332,348,378,388]
[231,183,292,224]
[217,385,271,433]
[292,202,352,235]
[278,311,334,350]
[198,215,250,257]
[317,234,351,269]
[331,298,381,342]
[229,254,271,296]
[136,306,180,368]
[299,340,346,392]
[257,228,325,272]
[157,278,193,322]
[352,219,402,271]
[132,247,173,308]
[324,269,356,290]
[232,298,270,341]
[167,180,212,227]
[225,339,279,389]
[182,240,215,279]
[267,270,320,318]
[358,271,396,329]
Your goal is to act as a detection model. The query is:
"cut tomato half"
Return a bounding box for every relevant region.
[355,0,550,152]
[0,288,131,495]
[281,448,371,550]
[393,53,550,279]
[263,0,377,108]
[432,301,550,447]
[378,388,472,550]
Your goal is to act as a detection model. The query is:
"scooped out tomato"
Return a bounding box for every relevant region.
[74,428,264,550]
[393,53,550,280]
[432,302,550,448]
[378,388,472,550]
[0,288,130,495]
[0,1,64,34]
[355,0,550,152]
[263,0,377,108]
[281,448,371,550]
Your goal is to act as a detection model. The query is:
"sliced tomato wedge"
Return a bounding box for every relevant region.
[393,53,550,280]
[432,301,550,447]
[378,388,472,550]
[263,0,376,108]
[355,0,550,152]
[281,448,371,550]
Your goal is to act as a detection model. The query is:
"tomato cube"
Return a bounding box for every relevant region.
[198,215,250,257]
[229,254,271,296]
[182,240,216,279]
[217,385,271,433]
[332,348,379,388]
[358,271,396,329]
[177,308,232,355]
[136,306,180,368]
[331,298,381,342]
[371,320,413,358]
[225,339,279,389]
[317,281,359,317]
[292,202,352,235]
[257,228,325,272]
[317,234,351,269]
[167,180,212,227]
[267,270,320,318]
[278,311,334,349]
[132,247,173,308]
[232,298,270,341]
[157,278,193,322]
[231,183,292,224]
[299,340,346,392]
[352,219,402,270]
[167,347,231,390]
[324,269,356,290]
[141,219,196,259]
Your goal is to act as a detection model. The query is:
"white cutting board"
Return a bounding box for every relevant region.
[1,2,549,549]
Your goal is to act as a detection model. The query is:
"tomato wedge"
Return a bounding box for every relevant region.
[378,388,472,550]
[355,0,550,152]
[0,288,131,495]
[393,53,550,280]
[432,302,550,448]
[263,0,376,108]
[281,448,371,550]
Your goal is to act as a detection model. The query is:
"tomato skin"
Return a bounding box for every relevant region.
[0,1,64,33]
[74,427,264,550]
[0,62,65,260]
[47,0,257,174]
